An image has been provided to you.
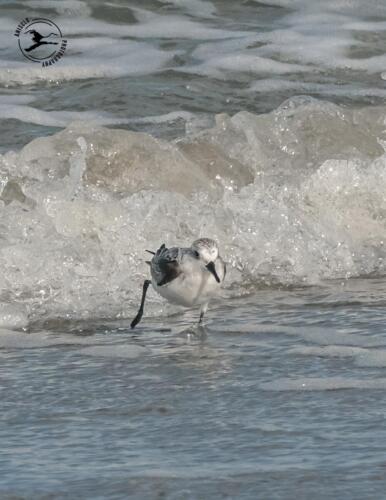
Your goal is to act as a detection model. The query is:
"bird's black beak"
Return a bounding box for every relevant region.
[206,261,220,283]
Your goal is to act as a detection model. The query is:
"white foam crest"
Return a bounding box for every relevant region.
[0,104,132,128]
[126,15,245,40]
[60,14,247,40]
[157,0,217,18]
[254,0,386,17]
[260,377,386,391]
[25,0,91,16]
[177,2,386,78]
[278,14,386,73]
[249,79,386,98]
[2,2,385,88]
[201,6,386,74]
[186,36,310,77]
[0,39,175,86]
[193,54,310,77]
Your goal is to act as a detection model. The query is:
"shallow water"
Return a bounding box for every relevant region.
[2,0,386,498]
[2,279,386,499]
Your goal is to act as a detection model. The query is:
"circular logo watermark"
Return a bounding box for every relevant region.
[14,18,67,67]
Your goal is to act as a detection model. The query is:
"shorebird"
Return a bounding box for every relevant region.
[131,238,226,328]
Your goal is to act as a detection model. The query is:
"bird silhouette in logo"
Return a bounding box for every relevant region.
[24,29,59,52]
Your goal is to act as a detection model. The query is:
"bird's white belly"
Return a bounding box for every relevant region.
[152,271,219,307]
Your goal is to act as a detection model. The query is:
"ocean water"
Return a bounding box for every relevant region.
[1,0,386,498]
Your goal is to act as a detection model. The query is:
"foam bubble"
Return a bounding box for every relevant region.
[0,304,28,329]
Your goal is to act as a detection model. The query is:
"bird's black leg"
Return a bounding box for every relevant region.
[131,280,151,329]
[198,303,208,324]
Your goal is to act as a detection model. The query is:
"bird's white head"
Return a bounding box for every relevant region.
[191,238,219,264]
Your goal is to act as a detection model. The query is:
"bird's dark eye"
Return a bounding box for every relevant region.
[193,250,199,258]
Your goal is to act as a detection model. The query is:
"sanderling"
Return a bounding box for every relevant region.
[131,238,226,328]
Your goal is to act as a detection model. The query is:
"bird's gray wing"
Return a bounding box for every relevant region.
[151,244,182,286]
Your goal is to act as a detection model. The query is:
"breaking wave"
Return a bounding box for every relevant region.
[1,96,386,324]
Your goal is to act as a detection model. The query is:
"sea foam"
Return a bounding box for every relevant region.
[0,97,386,323]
